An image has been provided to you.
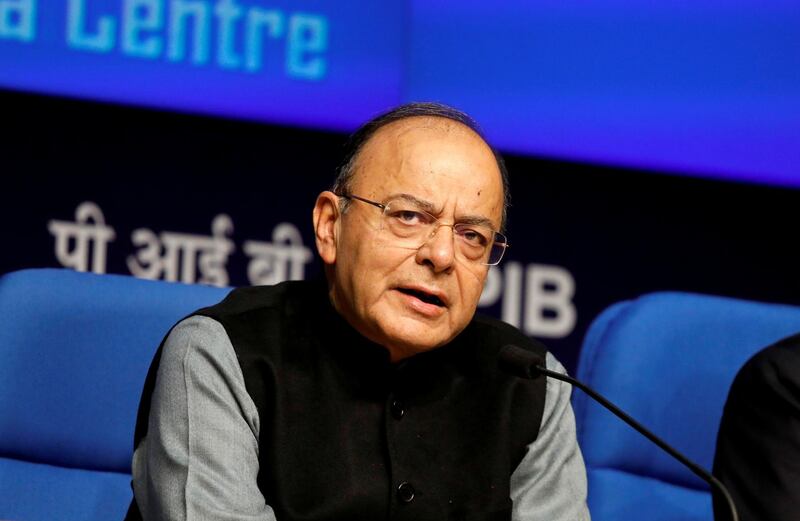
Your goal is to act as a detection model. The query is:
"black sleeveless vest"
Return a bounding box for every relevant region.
[126,280,547,521]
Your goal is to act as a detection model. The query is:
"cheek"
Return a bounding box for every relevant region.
[458,261,489,287]
[459,270,489,307]
[349,252,392,304]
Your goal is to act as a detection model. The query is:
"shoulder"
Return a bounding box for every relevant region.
[736,332,800,390]
[466,313,548,359]
[720,332,800,431]
[198,280,317,319]
[717,332,800,446]
[194,280,328,334]
[157,315,240,384]
[459,313,550,414]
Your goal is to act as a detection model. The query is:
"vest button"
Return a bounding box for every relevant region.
[397,481,415,503]
[391,399,405,420]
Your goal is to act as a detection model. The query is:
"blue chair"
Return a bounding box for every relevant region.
[573,292,800,521]
[0,268,230,521]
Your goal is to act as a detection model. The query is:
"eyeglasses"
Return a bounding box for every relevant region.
[339,193,509,266]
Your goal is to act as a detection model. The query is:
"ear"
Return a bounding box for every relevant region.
[313,191,340,265]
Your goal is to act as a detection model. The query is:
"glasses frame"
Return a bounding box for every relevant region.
[338,193,509,266]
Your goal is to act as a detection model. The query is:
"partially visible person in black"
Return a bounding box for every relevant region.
[713,333,800,521]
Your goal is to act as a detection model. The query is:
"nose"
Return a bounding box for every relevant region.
[416,224,456,273]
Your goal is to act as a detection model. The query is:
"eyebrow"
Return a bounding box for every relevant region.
[386,192,498,230]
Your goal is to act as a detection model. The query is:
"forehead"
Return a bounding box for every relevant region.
[351,117,504,223]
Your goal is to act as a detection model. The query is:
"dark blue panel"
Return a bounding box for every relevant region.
[2,1,799,185]
[408,0,800,185]
[0,0,406,130]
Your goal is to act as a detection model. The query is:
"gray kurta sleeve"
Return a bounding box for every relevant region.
[510,352,591,521]
[131,315,276,521]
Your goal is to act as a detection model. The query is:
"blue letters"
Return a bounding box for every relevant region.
[8,1,329,80]
[66,0,115,53]
[215,0,242,69]
[244,8,283,72]
[122,0,164,59]
[167,0,210,65]
[0,0,36,42]
[287,14,327,81]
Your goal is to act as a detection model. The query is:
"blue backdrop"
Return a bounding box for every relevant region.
[1,0,798,185]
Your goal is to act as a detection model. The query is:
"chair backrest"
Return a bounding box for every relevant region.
[573,291,800,521]
[0,268,230,521]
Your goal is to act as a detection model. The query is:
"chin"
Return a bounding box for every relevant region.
[378,321,454,358]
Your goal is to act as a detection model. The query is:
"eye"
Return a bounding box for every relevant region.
[398,210,422,223]
[457,227,490,246]
[387,208,431,226]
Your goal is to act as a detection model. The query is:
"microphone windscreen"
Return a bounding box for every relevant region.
[497,345,545,379]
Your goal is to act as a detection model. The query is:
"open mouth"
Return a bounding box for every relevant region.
[397,287,446,307]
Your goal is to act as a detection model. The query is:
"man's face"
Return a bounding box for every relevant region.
[315,117,504,361]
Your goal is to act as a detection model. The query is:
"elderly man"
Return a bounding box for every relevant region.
[126,103,589,521]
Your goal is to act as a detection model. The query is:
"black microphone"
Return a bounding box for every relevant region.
[498,344,739,521]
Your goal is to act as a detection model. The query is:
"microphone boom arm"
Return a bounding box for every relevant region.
[534,363,739,521]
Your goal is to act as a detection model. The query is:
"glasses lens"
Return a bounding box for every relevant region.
[452,223,495,263]
[381,199,436,244]
[483,232,507,265]
[381,198,507,265]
